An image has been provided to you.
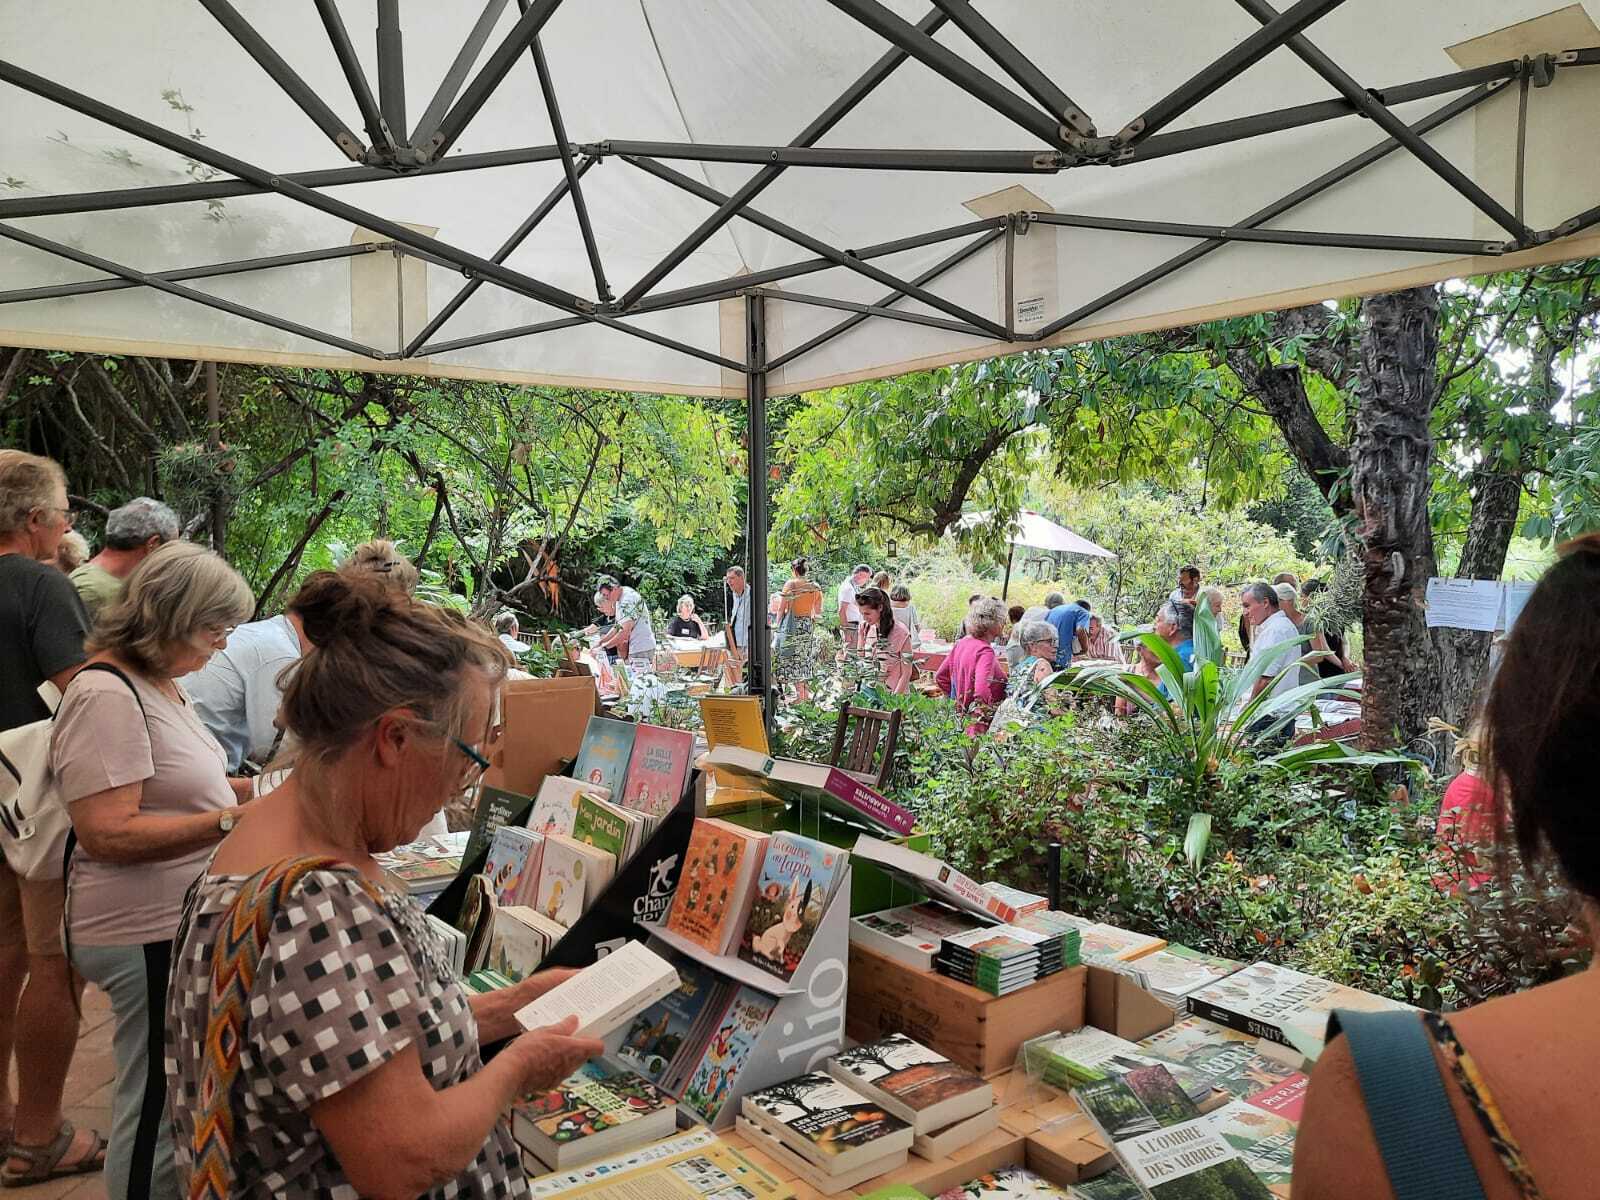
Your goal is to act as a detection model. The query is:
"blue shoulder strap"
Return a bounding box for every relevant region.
[1330,1009,1487,1200]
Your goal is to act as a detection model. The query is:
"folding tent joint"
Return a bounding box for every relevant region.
[1062,134,1117,162]
[1528,54,1557,87]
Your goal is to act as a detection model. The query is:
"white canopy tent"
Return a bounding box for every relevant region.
[958,508,1114,598]
[2,0,1599,690]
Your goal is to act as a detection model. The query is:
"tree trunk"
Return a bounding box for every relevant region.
[1351,288,1442,750]
[1434,465,1521,727]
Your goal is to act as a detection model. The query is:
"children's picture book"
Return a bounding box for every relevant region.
[615,953,724,1085]
[482,825,544,907]
[462,784,533,866]
[741,1072,913,1173]
[573,794,631,863]
[1135,1018,1304,1104]
[738,832,846,981]
[681,985,778,1126]
[664,819,767,956]
[528,775,607,838]
[622,723,694,817]
[512,1060,678,1171]
[826,1034,993,1133]
[572,715,638,795]
[536,835,611,929]
[485,905,550,982]
[1075,1065,1270,1199]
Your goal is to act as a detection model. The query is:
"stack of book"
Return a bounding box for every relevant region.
[980,882,1050,916]
[1136,1017,1308,1119]
[1123,945,1244,1010]
[1074,1064,1271,1199]
[739,1072,915,1195]
[613,949,778,1126]
[526,1128,788,1198]
[849,901,988,971]
[1012,910,1166,964]
[934,922,1075,996]
[512,1060,678,1172]
[1185,960,1413,1065]
[376,832,465,904]
[1026,1027,1215,1105]
[826,1034,998,1160]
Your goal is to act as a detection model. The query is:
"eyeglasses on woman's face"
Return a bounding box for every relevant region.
[453,737,491,784]
[34,504,76,529]
[198,624,237,647]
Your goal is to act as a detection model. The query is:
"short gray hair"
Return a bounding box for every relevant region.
[56,529,91,572]
[1160,600,1195,639]
[1274,582,1298,606]
[492,610,518,634]
[1017,619,1058,651]
[890,585,911,602]
[0,450,65,537]
[89,541,253,676]
[1240,581,1279,608]
[724,566,745,580]
[1043,591,1066,609]
[966,596,1008,638]
[104,497,179,549]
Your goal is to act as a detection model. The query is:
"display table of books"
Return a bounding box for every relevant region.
[414,692,1413,1199]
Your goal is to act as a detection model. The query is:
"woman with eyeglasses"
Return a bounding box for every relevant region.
[46,541,254,1198]
[167,570,600,1199]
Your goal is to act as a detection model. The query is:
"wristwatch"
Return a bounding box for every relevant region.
[218,810,237,834]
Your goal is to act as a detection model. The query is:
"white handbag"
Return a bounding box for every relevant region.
[0,663,145,881]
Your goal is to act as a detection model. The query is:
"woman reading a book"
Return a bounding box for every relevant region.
[167,572,603,1200]
[853,586,913,695]
[1294,534,1600,1200]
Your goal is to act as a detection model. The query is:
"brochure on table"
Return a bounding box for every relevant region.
[631,865,853,1131]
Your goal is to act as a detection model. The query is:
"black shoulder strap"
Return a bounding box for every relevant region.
[73,661,148,720]
[1331,1009,1488,1200]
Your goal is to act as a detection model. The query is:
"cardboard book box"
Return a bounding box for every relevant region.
[847,949,1175,1080]
[484,675,601,796]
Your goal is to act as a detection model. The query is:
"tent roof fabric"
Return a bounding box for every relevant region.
[960,509,1117,559]
[2,0,1599,397]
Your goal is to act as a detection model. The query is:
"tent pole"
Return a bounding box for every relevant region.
[410,0,512,148]
[928,0,1094,135]
[0,243,380,305]
[1002,543,1014,601]
[375,0,407,150]
[745,294,773,722]
[1233,0,1533,245]
[1029,212,1500,257]
[314,0,395,154]
[528,34,611,301]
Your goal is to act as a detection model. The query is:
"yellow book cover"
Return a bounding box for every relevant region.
[698,696,777,801]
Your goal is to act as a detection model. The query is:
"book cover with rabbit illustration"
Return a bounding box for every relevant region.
[737,833,844,981]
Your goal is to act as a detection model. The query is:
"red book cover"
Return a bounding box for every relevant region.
[822,768,915,837]
[1244,1072,1308,1123]
[621,724,694,818]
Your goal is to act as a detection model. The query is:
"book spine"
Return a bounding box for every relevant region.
[1185,996,1288,1046]
[824,769,914,836]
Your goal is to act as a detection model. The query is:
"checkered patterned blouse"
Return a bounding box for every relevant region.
[166,865,528,1198]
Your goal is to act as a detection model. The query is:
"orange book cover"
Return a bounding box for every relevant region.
[664,819,766,955]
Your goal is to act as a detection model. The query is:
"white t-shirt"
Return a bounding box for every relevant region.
[614,586,657,659]
[837,579,860,624]
[1244,609,1303,702]
[179,613,302,771]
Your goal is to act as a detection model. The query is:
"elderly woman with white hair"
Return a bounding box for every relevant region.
[665,594,709,640]
[167,572,599,1198]
[935,596,1011,734]
[48,541,254,1199]
[992,619,1059,732]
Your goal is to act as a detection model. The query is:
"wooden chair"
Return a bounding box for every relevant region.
[828,703,902,790]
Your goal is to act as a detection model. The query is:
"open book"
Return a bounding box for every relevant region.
[514,939,681,1040]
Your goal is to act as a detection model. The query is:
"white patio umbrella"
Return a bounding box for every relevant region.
[959,508,1115,598]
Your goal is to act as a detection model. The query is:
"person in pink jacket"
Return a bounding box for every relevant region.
[854,587,913,695]
[935,596,1009,733]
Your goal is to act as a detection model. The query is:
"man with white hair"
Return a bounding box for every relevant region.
[70,496,179,620]
[1275,582,1318,688]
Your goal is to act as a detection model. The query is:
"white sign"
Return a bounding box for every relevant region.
[1501,581,1536,631]
[1424,577,1537,632]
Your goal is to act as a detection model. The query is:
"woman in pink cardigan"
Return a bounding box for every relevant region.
[854,587,913,695]
[935,596,1009,733]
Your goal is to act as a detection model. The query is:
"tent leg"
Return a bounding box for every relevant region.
[1002,542,1014,601]
[746,294,772,724]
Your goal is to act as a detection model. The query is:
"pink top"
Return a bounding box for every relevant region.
[1434,770,1497,892]
[858,619,914,695]
[935,635,1007,732]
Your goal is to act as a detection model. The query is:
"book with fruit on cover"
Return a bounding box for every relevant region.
[1074,1065,1269,1199]
[680,984,778,1125]
[703,745,914,836]
[1134,1018,1304,1106]
[850,835,1020,923]
[512,1060,678,1171]
[849,901,987,971]
[1185,961,1411,1056]
[741,1072,914,1174]
[1202,1101,1296,1196]
[615,952,724,1085]
[739,833,847,981]
[825,1034,993,1133]
[572,716,638,796]
[664,818,768,955]
[528,775,608,838]
[621,723,694,817]
[482,825,544,907]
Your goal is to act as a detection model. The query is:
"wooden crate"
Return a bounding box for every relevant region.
[846,945,1088,1078]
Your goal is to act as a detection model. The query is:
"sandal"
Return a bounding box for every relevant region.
[0,1121,106,1187]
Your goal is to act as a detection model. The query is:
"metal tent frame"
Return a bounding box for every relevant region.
[3,1,1600,699]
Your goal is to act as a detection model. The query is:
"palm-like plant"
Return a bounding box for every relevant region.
[1047,602,1403,865]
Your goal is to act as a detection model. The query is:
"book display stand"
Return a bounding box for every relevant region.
[428,775,699,970]
[637,866,854,1131]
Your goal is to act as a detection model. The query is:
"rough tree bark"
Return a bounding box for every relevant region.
[1351,288,1443,750]
[1433,463,1521,727]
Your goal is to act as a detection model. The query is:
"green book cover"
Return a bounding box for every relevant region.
[858,1187,931,1199]
[572,794,628,860]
